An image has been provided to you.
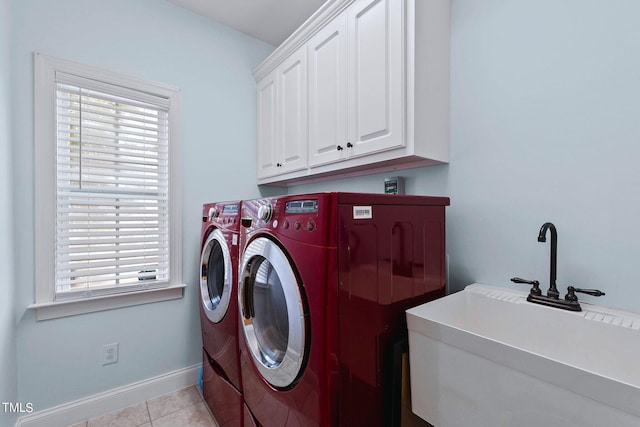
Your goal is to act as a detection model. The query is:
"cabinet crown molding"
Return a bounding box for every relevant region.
[252,0,357,81]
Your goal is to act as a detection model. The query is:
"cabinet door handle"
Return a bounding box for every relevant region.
[337,145,343,151]
[346,142,353,148]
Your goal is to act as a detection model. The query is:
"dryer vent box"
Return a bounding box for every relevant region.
[384,177,404,195]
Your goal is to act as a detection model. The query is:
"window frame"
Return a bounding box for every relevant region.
[32,53,184,320]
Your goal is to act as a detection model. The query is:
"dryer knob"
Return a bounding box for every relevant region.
[208,207,220,219]
[258,203,273,223]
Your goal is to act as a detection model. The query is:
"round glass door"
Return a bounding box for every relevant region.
[200,229,232,323]
[239,237,306,389]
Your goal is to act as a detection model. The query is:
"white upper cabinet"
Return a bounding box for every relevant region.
[253,0,450,185]
[278,49,308,175]
[347,0,404,157]
[256,72,278,178]
[257,47,308,179]
[308,14,348,167]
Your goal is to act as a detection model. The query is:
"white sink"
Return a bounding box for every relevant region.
[406,283,640,427]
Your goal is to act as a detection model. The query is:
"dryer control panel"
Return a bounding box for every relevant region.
[202,202,240,228]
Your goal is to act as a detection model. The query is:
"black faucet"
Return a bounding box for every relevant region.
[538,222,560,299]
[511,221,605,312]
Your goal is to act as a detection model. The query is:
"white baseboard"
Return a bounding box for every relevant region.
[15,364,202,427]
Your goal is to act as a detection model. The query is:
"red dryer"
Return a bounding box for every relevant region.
[199,201,244,426]
[237,192,449,426]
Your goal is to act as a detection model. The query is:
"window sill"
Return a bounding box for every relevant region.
[27,283,187,321]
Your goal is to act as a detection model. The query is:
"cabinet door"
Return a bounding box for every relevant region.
[256,71,278,179]
[277,48,308,174]
[308,14,348,167]
[347,0,404,157]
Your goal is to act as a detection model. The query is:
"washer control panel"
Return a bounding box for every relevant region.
[282,199,319,233]
[252,199,322,235]
[243,196,331,246]
[285,199,318,214]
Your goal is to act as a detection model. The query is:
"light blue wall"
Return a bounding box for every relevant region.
[11,0,273,412]
[291,0,640,312]
[1,0,18,425]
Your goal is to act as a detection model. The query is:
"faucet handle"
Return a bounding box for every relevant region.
[565,286,605,302]
[511,277,542,296]
[511,277,537,285]
[573,287,605,297]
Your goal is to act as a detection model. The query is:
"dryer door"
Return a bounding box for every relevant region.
[239,237,306,389]
[200,229,233,323]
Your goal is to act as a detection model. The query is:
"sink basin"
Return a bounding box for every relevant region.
[406,283,640,427]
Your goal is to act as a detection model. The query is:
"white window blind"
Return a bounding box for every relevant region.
[55,72,171,300]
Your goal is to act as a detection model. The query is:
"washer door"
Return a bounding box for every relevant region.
[239,237,306,389]
[200,229,232,323]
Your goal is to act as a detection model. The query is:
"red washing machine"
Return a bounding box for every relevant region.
[200,201,244,426]
[237,192,449,426]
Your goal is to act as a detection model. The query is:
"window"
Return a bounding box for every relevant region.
[33,53,184,320]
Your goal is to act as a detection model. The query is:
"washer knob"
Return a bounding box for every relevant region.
[306,219,316,232]
[258,203,273,223]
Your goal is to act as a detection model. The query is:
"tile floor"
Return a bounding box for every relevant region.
[68,386,218,427]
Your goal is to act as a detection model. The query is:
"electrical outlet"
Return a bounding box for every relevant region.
[102,343,119,365]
